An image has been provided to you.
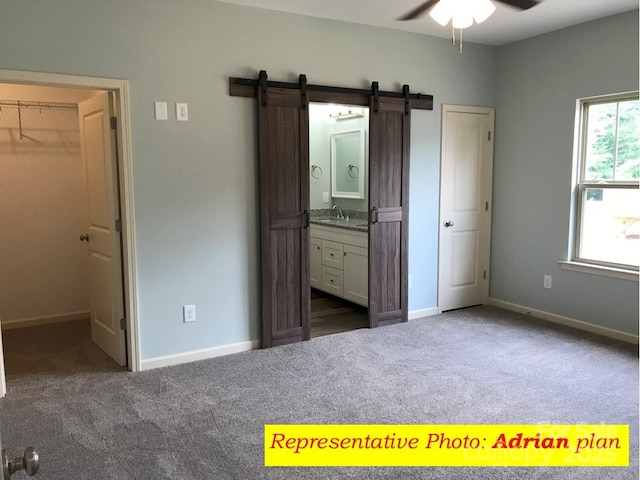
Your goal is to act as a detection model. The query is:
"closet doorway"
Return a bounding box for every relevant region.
[0,71,139,395]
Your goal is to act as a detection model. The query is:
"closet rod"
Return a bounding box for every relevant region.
[0,100,78,112]
[0,100,78,140]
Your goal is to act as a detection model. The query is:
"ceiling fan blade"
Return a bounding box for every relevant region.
[397,0,440,21]
[496,0,539,10]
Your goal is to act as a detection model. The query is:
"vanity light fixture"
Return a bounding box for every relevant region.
[329,109,364,121]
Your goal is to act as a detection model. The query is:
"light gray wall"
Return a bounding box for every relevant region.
[492,11,639,335]
[309,104,333,210]
[0,0,497,359]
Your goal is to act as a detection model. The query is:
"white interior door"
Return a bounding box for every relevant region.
[438,105,494,312]
[79,93,126,366]
[0,329,5,397]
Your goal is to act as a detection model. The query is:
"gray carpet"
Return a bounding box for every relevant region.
[0,306,637,479]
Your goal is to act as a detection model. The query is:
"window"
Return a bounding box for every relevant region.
[573,93,640,271]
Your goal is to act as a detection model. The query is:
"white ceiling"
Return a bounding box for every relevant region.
[218,0,638,46]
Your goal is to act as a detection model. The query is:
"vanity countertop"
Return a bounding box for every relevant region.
[310,217,368,233]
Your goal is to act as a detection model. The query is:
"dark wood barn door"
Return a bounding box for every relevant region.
[368,85,411,327]
[258,73,311,347]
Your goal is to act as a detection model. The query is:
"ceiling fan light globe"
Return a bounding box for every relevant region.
[429,0,453,27]
[473,0,496,24]
[451,13,473,29]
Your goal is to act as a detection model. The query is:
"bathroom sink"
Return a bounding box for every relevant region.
[312,218,368,229]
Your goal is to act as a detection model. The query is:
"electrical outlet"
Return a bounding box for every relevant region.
[183,304,196,323]
[543,275,552,289]
[176,102,188,121]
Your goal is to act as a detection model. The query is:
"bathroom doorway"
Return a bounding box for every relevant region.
[308,102,370,338]
[253,74,415,348]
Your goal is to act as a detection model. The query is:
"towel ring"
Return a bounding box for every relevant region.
[311,165,323,179]
[347,164,359,178]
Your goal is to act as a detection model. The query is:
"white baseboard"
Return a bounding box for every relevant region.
[488,298,639,344]
[0,311,89,330]
[140,339,261,371]
[409,307,440,320]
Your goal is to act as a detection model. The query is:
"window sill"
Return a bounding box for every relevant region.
[559,261,639,282]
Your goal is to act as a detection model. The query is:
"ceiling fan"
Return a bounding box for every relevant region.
[398,0,540,23]
[398,0,541,52]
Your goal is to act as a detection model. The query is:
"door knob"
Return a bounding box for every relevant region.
[2,447,39,477]
[444,221,454,227]
[80,234,90,242]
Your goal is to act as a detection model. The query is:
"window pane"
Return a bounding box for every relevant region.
[585,103,616,180]
[616,99,640,180]
[580,188,640,267]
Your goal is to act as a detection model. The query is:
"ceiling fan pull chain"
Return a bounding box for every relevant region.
[451,23,456,45]
[459,28,463,53]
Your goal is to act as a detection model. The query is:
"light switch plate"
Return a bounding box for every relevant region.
[154,101,168,120]
[323,192,329,203]
[176,103,188,121]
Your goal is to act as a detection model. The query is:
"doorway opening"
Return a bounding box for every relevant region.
[251,72,416,348]
[309,102,370,338]
[0,83,126,384]
[0,70,139,396]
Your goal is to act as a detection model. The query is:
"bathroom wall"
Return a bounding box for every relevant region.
[309,103,369,213]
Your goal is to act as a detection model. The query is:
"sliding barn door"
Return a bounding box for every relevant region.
[258,75,310,348]
[368,88,410,327]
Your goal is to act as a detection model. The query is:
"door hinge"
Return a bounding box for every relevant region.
[120,317,127,330]
[488,130,491,141]
[485,201,489,212]
[115,218,122,232]
[483,270,487,280]
[110,116,117,130]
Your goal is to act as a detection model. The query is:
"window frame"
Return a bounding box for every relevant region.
[573,91,640,272]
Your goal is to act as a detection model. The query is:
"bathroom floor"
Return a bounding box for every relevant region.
[310,288,368,338]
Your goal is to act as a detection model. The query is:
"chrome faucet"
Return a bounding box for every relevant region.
[332,205,344,219]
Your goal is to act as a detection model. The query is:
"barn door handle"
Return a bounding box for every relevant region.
[444,221,454,227]
[303,210,310,228]
[79,234,90,242]
[371,207,378,224]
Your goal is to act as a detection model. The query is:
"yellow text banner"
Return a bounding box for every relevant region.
[264,424,628,467]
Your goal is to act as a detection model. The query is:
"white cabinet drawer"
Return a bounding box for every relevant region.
[321,265,344,296]
[321,240,344,269]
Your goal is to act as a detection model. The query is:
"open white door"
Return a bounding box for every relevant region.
[79,93,126,366]
[438,105,494,312]
[0,329,5,397]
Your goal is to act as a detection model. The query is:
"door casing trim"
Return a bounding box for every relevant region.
[0,69,140,379]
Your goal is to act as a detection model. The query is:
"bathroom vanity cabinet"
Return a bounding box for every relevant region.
[310,225,368,307]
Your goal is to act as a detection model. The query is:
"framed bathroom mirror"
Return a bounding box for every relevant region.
[331,129,365,199]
